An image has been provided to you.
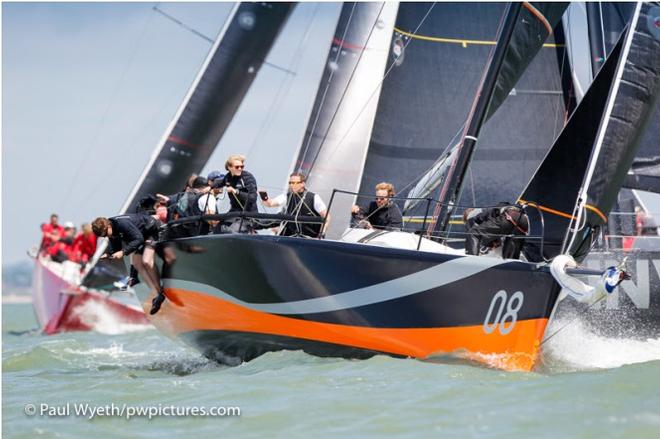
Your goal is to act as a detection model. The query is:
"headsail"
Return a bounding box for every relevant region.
[521,2,660,262]
[121,2,294,213]
[566,3,660,261]
[518,34,625,261]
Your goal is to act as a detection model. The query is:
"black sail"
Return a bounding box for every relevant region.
[519,35,625,261]
[521,3,660,262]
[358,3,507,206]
[459,18,572,209]
[122,3,294,213]
[569,3,660,260]
[485,2,569,120]
[625,105,660,193]
[385,3,569,220]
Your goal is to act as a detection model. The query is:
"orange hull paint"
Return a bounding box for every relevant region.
[145,288,550,371]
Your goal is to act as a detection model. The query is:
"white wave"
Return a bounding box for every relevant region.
[71,299,150,335]
[541,319,660,371]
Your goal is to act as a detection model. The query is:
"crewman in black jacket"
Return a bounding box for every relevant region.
[351,182,403,230]
[222,154,258,213]
[464,203,528,258]
[91,213,166,315]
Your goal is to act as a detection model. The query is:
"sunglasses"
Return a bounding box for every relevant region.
[232,165,244,169]
[288,181,302,185]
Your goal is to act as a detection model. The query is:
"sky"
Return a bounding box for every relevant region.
[3,2,659,266]
[2,2,341,265]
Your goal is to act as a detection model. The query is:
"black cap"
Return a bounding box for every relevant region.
[191,176,209,189]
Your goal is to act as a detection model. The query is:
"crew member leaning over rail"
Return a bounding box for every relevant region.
[91,213,167,315]
[463,203,528,259]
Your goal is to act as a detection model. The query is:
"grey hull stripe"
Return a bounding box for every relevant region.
[164,256,508,315]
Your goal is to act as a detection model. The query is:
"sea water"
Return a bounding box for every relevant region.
[3,302,660,438]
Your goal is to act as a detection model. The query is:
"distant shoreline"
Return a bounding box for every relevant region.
[2,294,32,305]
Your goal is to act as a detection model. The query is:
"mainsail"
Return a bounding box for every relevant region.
[292,2,399,237]
[358,3,507,210]
[393,3,570,218]
[121,2,294,213]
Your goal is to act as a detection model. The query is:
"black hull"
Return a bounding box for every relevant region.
[141,234,563,371]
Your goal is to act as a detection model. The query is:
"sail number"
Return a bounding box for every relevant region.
[483,290,524,335]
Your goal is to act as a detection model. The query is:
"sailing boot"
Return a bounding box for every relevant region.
[149,290,167,315]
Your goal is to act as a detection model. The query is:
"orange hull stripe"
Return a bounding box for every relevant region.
[145,288,550,371]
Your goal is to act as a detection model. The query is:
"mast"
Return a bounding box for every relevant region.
[432,3,523,236]
[586,2,607,75]
[121,2,294,213]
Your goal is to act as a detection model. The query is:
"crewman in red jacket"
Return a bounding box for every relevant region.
[40,213,64,255]
[73,223,97,265]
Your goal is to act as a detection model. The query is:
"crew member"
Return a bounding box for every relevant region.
[635,206,658,236]
[262,172,328,237]
[73,223,97,265]
[40,213,64,255]
[221,154,258,213]
[351,182,403,230]
[91,213,166,315]
[464,203,528,259]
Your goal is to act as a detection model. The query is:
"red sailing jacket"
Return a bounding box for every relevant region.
[73,233,97,263]
[40,223,64,253]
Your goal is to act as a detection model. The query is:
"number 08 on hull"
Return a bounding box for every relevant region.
[136,234,562,371]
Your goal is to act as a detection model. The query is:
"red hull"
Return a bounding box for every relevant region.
[32,257,149,334]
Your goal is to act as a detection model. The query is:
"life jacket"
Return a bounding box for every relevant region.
[282,191,322,237]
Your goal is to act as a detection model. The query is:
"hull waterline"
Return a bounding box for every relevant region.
[137,234,562,371]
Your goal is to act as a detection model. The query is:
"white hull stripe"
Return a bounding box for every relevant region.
[163,256,509,315]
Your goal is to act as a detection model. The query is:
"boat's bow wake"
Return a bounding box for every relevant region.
[539,319,660,372]
[71,298,150,335]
